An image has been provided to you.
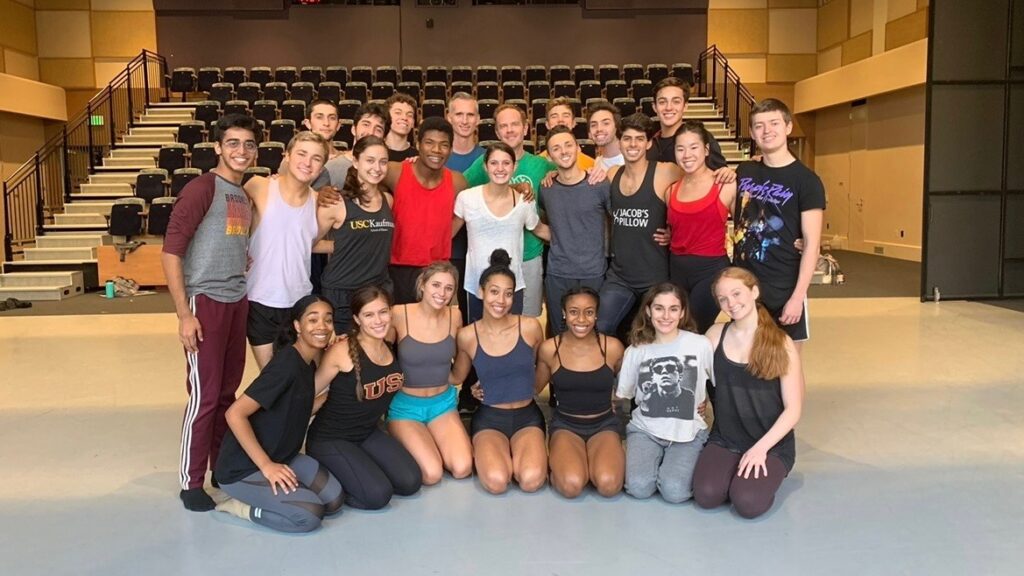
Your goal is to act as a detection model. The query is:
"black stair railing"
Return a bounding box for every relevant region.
[696,45,757,154]
[2,50,169,261]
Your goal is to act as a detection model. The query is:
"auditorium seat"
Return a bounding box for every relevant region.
[171,168,201,197]
[523,141,535,154]
[647,63,668,85]
[190,143,219,173]
[301,66,323,87]
[476,66,498,84]
[371,81,395,101]
[528,81,551,103]
[250,66,273,88]
[280,102,306,127]
[450,66,473,84]
[632,79,653,102]
[108,198,146,239]
[451,81,473,97]
[197,67,221,93]
[338,100,360,121]
[574,65,595,85]
[598,64,620,85]
[623,64,644,86]
[573,118,588,140]
[426,66,448,84]
[605,80,628,102]
[243,166,271,185]
[614,97,636,116]
[193,101,220,128]
[158,143,188,173]
[345,82,368,103]
[534,118,548,140]
[171,67,196,95]
[208,82,234,105]
[325,66,348,86]
[176,121,206,149]
[671,62,693,85]
[579,139,596,158]
[526,65,547,85]
[376,66,398,86]
[567,98,582,117]
[223,66,247,87]
[579,80,602,103]
[147,197,176,236]
[263,82,289,104]
[506,99,528,115]
[401,66,424,86]
[476,82,499,101]
[502,81,525,101]
[549,65,571,84]
[275,66,298,86]
[290,82,315,104]
[222,100,249,117]
[252,100,278,128]
[397,82,421,102]
[585,97,608,110]
[424,81,447,102]
[478,119,496,142]
[336,119,354,147]
[269,119,297,146]
[257,142,285,173]
[478,99,499,120]
[500,66,523,85]
[134,169,167,204]
[317,82,342,104]
[351,66,373,85]
[235,82,262,105]
[640,97,654,117]
[531,99,548,123]
[553,81,577,99]
[421,100,445,119]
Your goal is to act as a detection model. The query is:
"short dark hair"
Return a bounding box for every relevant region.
[619,112,655,139]
[653,76,690,102]
[417,116,453,144]
[674,120,713,149]
[385,92,418,122]
[212,113,260,143]
[586,101,622,137]
[355,102,390,133]
[543,125,574,151]
[749,98,793,125]
[305,99,339,119]
[483,141,516,164]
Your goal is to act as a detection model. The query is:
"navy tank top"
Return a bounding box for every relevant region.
[397,306,456,389]
[709,322,796,472]
[608,160,669,289]
[472,318,535,406]
[322,195,394,291]
[550,335,615,416]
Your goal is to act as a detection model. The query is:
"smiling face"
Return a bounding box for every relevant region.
[447,98,480,139]
[714,276,759,321]
[495,108,527,152]
[674,130,708,174]
[619,127,651,163]
[353,113,386,141]
[419,271,456,310]
[484,148,515,185]
[417,129,453,170]
[545,131,578,171]
[304,103,340,142]
[654,85,687,131]
[750,110,793,156]
[647,292,684,337]
[294,300,334,350]
[388,102,415,138]
[588,109,617,147]
[480,273,515,320]
[545,104,574,130]
[563,293,598,340]
[214,127,258,176]
[283,140,327,184]
[354,143,389,187]
[354,296,391,340]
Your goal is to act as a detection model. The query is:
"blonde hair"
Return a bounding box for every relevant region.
[713,267,789,380]
[415,261,459,302]
[286,130,330,159]
[628,282,697,346]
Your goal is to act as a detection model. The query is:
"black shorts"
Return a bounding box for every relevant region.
[549,410,622,442]
[246,301,290,346]
[470,402,546,439]
[762,296,809,342]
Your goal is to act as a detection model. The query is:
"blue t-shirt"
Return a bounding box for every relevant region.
[446,145,485,173]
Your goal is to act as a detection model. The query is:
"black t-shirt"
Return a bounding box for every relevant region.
[214,346,315,485]
[733,159,826,304]
[306,347,404,444]
[648,130,727,170]
[388,146,419,163]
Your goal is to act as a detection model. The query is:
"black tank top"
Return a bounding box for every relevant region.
[709,322,796,472]
[550,335,615,416]
[608,160,669,289]
[321,196,395,291]
[307,345,404,444]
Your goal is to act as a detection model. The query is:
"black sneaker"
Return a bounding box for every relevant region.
[180,487,215,511]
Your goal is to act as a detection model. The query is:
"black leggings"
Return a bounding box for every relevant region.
[692,442,787,519]
[306,428,422,510]
[669,254,730,333]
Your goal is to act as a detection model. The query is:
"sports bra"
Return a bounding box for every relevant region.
[471,318,535,406]
[397,306,456,389]
[550,335,616,416]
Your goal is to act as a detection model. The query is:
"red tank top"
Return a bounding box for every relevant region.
[390,162,456,266]
[667,179,729,257]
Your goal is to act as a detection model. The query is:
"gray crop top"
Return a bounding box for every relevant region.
[396,306,457,389]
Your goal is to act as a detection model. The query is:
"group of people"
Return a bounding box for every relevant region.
[161,74,822,532]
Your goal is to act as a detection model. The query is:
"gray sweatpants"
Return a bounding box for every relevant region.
[220,453,343,533]
[624,422,709,503]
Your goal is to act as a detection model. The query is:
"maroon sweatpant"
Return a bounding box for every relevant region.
[692,442,787,519]
[178,294,249,490]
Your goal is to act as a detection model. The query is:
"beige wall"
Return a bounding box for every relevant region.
[707,0,819,85]
[1,0,40,80]
[817,0,929,74]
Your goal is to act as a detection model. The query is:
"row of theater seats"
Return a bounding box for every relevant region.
[170,63,694,94]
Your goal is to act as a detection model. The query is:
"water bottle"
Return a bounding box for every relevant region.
[105,280,116,299]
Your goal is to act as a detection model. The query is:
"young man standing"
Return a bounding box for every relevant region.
[733,98,824,349]
[463,104,554,318]
[648,77,727,169]
[385,92,419,162]
[446,92,484,172]
[162,114,258,511]
[533,126,610,335]
[587,101,624,172]
[541,97,595,170]
[311,102,388,190]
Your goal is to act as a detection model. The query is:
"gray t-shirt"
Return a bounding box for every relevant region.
[311,154,353,190]
[539,175,611,279]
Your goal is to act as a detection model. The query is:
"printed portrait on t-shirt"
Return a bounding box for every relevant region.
[636,355,697,419]
[733,184,786,265]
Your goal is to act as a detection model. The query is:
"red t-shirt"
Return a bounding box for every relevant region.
[390,162,456,266]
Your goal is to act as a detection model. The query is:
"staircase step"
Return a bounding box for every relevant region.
[54,213,107,226]
[80,183,134,196]
[2,260,100,289]
[63,202,116,216]
[109,147,160,158]
[94,165,154,173]
[130,126,178,136]
[120,134,175,145]
[147,101,198,109]
[0,271,85,300]
[23,246,98,261]
[0,285,79,302]
[42,223,109,233]
[35,234,111,248]
[88,173,140,184]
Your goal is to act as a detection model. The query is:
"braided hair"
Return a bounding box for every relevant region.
[347,285,393,401]
[341,135,391,208]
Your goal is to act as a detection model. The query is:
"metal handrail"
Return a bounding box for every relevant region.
[3,50,169,261]
[696,44,757,154]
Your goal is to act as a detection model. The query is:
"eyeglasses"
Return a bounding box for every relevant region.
[223,139,257,151]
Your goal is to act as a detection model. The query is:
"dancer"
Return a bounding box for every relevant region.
[693,267,803,519]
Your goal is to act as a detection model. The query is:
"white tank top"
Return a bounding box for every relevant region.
[246,177,319,308]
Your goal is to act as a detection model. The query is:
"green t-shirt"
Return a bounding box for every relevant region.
[463,152,555,261]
